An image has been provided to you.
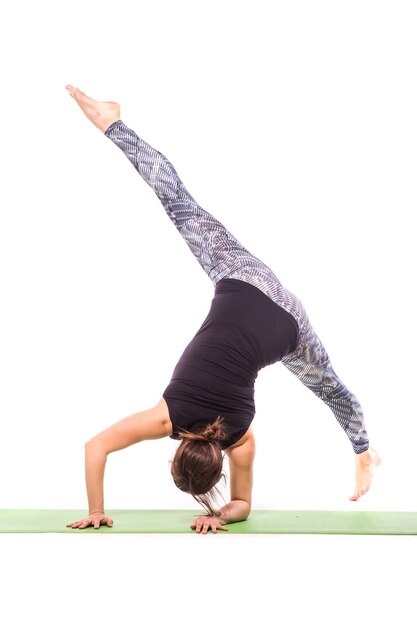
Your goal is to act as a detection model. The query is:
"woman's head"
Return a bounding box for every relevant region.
[170,415,228,517]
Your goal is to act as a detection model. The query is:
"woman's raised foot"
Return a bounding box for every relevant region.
[65,84,121,133]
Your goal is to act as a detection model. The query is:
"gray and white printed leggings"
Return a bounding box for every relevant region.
[104,119,369,454]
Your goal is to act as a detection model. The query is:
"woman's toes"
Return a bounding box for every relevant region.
[65,85,79,99]
[350,488,361,500]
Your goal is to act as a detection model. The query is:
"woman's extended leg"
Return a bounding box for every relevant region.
[103,118,276,286]
[65,86,297,302]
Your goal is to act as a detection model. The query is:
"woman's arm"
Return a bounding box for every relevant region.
[83,398,170,515]
[218,429,256,524]
[85,398,170,453]
[84,442,107,515]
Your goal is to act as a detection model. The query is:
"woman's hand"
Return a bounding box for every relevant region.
[190,515,228,534]
[66,512,113,530]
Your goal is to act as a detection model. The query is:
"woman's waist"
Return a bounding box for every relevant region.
[170,359,257,389]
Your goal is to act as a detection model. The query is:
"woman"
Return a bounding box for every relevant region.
[65,85,381,534]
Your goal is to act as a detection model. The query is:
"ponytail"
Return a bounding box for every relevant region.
[178,414,228,444]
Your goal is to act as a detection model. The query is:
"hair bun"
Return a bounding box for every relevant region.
[179,415,228,443]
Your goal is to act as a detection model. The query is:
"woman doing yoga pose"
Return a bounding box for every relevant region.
[65,85,381,534]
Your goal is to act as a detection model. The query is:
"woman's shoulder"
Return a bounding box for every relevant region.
[224,426,255,453]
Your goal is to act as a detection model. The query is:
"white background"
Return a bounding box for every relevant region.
[0,1,416,624]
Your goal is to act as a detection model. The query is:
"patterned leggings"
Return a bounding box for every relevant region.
[104,119,369,454]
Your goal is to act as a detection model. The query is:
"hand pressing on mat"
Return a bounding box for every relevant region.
[190,515,229,534]
[66,511,113,530]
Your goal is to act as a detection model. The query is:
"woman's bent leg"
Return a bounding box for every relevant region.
[281,310,370,454]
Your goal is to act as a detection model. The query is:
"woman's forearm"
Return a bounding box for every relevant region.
[84,442,108,514]
[216,500,251,525]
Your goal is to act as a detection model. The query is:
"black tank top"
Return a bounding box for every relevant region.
[162,278,300,449]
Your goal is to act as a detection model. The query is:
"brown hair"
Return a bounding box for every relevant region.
[170,415,228,517]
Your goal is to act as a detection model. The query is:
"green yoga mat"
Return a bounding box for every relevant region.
[0,509,416,534]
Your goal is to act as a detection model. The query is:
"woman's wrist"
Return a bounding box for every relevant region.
[89,509,105,515]
[217,501,250,524]
[216,506,230,524]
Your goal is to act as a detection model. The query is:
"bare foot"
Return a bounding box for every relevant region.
[65,84,121,133]
[349,447,382,501]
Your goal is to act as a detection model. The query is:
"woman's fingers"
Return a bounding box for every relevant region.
[78,521,90,529]
[189,515,229,534]
[210,522,228,533]
[211,523,228,533]
[66,515,113,530]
